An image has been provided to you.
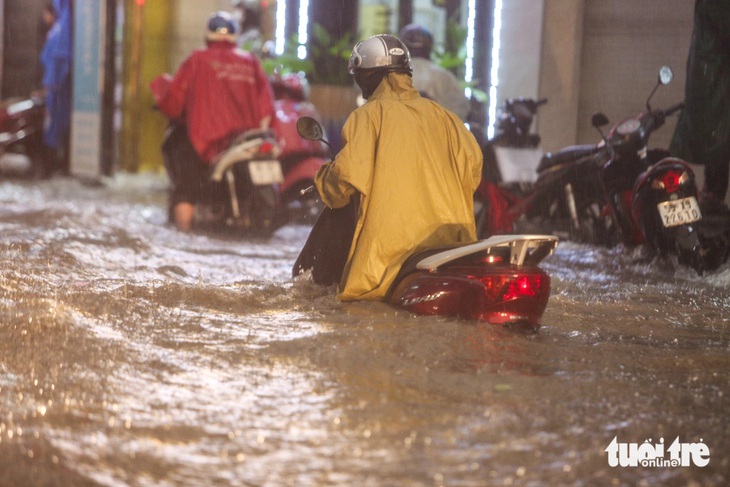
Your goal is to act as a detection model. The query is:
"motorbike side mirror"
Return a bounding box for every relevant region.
[297,116,325,141]
[591,113,610,128]
[658,65,673,86]
[646,65,673,111]
[297,115,334,157]
[591,112,612,156]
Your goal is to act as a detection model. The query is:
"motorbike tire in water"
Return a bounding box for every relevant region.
[292,199,358,286]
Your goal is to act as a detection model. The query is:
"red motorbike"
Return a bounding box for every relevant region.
[292,116,558,329]
[269,73,328,222]
[0,93,45,177]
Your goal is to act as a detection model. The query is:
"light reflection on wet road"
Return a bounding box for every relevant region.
[0,173,728,486]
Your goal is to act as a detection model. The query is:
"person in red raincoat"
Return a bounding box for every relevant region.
[151,11,275,232]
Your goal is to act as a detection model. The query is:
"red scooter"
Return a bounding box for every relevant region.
[269,73,328,222]
[292,116,558,329]
[0,93,45,177]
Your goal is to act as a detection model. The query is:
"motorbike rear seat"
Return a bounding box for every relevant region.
[537,144,600,173]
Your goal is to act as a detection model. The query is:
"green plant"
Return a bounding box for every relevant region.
[432,15,488,103]
[260,34,313,76]
[260,24,354,86]
[307,24,355,85]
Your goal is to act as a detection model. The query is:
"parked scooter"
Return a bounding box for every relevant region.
[269,72,327,222]
[591,66,729,273]
[475,96,611,246]
[478,97,547,185]
[292,116,559,329]
[0,93,45,177]
[152,74,287,236]
[497,65,728,273]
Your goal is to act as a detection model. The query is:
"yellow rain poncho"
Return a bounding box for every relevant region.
[314,72,483,301]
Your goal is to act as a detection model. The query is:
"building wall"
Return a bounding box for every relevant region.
[496,0,545,112]
[536,0,585,153]
[1,0,47,98]
[536,0,711,195]
[537,0,694,154]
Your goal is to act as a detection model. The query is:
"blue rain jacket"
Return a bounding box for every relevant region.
[40,0,72,149]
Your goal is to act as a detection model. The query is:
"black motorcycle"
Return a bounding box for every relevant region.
[590,66,729,273]
[476,66,729,273]
[475,96,612,246]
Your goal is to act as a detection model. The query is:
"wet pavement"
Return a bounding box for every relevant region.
[0,173,728,486]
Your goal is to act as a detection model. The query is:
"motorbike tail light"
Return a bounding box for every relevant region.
[477,272,546,302]
[651,170,688,193]
[390,266,551,328]
[477,274,511,301]
[258,141,275,155]
[475,270,550,327]
[503,275,542,300]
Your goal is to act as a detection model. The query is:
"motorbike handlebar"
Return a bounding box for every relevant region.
[663,102,684,117]
[645,102,684,134]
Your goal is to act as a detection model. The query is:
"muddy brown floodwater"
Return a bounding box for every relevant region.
[0,173,728,486]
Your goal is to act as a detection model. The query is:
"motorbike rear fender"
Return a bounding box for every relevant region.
[389,265,551,327]
[633,157,697,197]
[631,158,700,253]
[210,130,281,183]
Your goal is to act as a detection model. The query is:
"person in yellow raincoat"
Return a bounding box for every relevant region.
[314,34,483,301]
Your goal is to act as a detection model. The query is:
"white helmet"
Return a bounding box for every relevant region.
[347,34,413,75]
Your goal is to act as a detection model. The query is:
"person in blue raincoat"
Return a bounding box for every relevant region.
[40,0,72,176]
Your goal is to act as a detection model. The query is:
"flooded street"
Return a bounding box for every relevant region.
[0,173,728,486]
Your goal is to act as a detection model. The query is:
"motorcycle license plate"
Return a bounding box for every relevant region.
[248,160,284,186]
[657,196,701,227]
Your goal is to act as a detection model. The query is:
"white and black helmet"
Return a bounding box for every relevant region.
[347,34,413,75]
[206,11,239,43]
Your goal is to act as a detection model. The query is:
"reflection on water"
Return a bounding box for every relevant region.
[0,174,728,486]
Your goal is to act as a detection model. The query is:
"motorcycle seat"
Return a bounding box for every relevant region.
[537,144,600,173]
